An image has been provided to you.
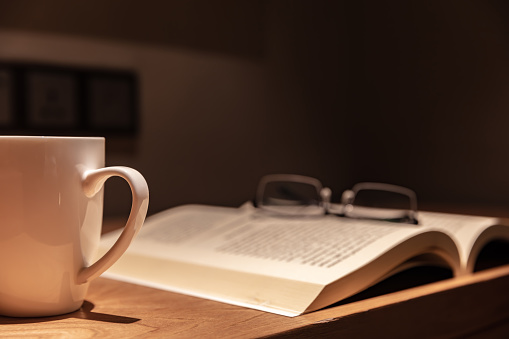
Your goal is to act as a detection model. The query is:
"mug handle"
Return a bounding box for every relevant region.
[77,166,149,284]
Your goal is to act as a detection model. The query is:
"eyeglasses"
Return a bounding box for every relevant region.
[255,174,419,224]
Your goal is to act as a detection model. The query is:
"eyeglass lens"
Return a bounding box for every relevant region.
[259,181,324,215]
[350,189,412,210]
[345,188,417,223]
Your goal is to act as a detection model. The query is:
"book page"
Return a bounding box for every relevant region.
[101,204,442,285]
[418,212,499,268]
[100,204,465,316]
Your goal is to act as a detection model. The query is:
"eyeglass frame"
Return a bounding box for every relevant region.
[255,174,419,224]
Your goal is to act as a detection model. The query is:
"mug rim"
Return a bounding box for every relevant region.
[0,136,105,140]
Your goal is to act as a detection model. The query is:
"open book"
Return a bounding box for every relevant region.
[99,203,509,317]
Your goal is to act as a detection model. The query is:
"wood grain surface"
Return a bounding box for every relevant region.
[2,264,509,338]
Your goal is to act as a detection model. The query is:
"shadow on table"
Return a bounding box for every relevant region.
[0,301,140,324]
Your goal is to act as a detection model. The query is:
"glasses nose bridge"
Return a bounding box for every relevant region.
[320,187,332,210]
[341,189,355,205]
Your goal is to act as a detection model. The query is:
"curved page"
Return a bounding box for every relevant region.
[99,204,459,316]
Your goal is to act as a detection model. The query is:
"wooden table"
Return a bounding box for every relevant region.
[3,214,509,338]
[2,262,509,337]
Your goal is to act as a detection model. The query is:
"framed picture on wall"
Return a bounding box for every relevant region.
[0,67,14,127]
[25,69,80,129]
[0,61,138,136]
[86,72,137,134]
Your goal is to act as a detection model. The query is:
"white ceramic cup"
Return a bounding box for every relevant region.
[0,136,149,317]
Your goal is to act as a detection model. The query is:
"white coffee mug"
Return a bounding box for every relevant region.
[0,136,149,317]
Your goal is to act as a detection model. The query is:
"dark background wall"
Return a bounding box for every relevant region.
[1,0,509,217]
[344,1,509,212]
